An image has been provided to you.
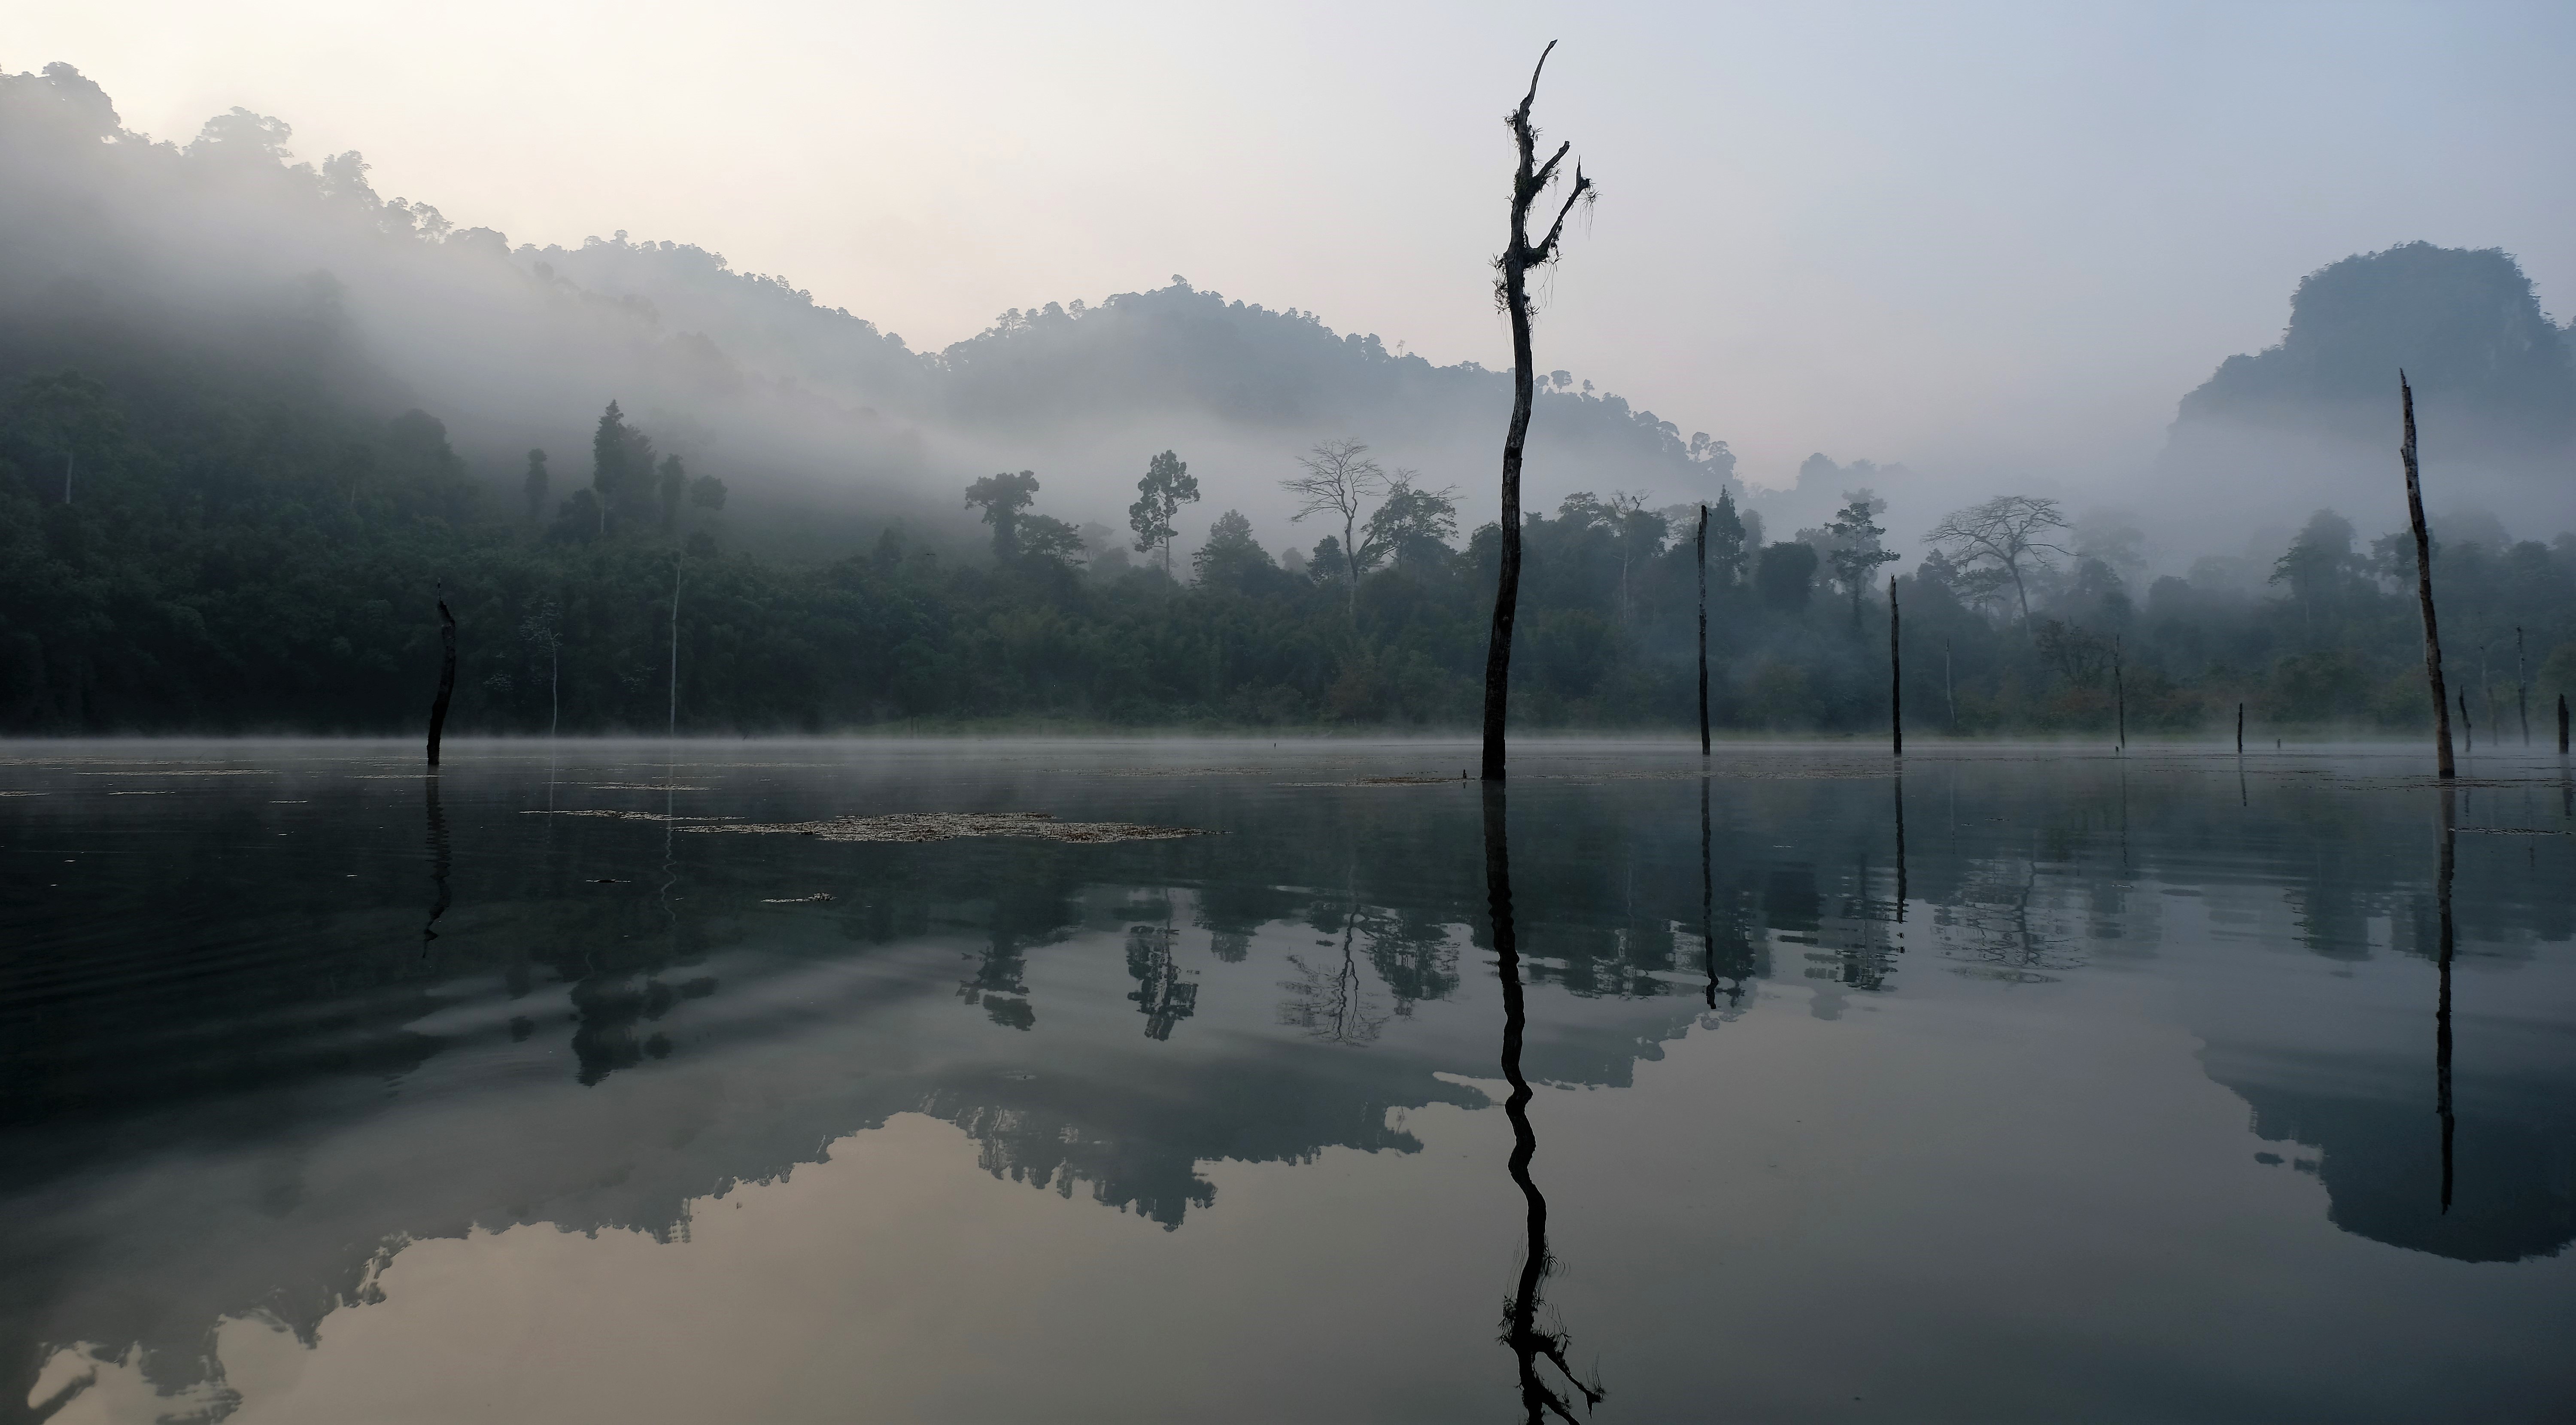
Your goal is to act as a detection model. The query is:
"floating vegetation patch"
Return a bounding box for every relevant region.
[82,769,262,777]
[1278,775,1460,787]
[682,811,1212,845]
[760,892,836,903]
[520,810,739,823]
[0,790,46,797]
[1538,764,1893,784]
[586,782,711,791]
[1080,765,1296,778]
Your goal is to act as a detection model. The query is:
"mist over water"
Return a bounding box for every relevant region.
[7,18,2576,1417]
[5,739,2573,1422]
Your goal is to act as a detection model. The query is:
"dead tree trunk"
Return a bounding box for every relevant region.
[426,593,457,766]
[1480,41,1592,783]
[2517,626,2529,746]
[1697,503,1710,757]
[2400,372,2455,779]
[2114,636,2126,752]
[1888,575,1902,757]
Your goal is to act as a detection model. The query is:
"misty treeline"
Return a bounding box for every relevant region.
[8,343,2576,734]
[7,60,2576,735]
[0,61,1733,560]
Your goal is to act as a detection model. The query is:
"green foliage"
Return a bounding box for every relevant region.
[1127,450,1200,576]
[2,353,2573,738]
[963,471,1041,560]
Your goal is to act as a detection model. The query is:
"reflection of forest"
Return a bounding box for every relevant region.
[3,751,2573,1418]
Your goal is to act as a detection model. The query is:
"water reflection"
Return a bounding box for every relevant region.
[2437,786,2456,1217]
[421,772,449,954]
[0,742,2570,1421]
[1487,784,1605,1423]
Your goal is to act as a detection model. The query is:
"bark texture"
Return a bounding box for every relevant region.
[1696,504,1710,757]
[2400,373,2455,779]
[1480,42,1592,782]
[1888,575,1902,757]
[426,596,457,766]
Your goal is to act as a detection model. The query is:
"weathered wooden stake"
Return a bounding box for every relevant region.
[2114,635,2126,753]
[426,592,457,766]
[2236,702,2245,755]
[1696,503,1710,757]
[2517,626,2529,746]
[668,553,682,737]
[2400,371,2455,779]
[2559,693,2569,755]
[1889,575,1902,757]
[2459,690,2473,754]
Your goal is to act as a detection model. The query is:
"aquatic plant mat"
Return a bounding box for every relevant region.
[682,811,1212,844]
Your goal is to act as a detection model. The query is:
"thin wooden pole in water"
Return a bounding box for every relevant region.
[2459,690,2473,754]
[2236,702,2245,756]
[1889,575,1902,758]
[2114,635,2126,753]
[2516,626,2529,746]
[2400,371,2455,779]
[668,553,682,738]
[426,588,457,767]
[1696,503,1710,757]
[2560,693,2569,755]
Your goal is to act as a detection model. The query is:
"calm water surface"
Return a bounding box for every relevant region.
[3,738,2573,1423]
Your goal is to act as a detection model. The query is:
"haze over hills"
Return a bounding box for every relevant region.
[7,59,2576,739]
[9,60,2575,571]
[2155,240,2576,568]
[0,63,1735,562]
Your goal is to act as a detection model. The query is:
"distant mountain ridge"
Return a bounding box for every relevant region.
[0,61,1738,547]
[2173,241,2576,457]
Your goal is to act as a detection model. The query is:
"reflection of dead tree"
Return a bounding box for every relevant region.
[1930,859,2084,979]
[1488,783,1605,1423]
[958,930,1036,1030]
[1279,909,1389,1047]
[1126,924,1199,1041]
[1364,907,1460,1014]
[421,770,450,956]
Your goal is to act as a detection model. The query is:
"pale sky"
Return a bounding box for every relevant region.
[15,0,2576,489]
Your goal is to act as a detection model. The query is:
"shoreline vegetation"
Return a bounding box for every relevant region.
[4,69,2573,742]
[6,389,2571,740]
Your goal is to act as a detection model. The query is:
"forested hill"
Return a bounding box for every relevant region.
[7,60,2576,739]
[0,60,1736,552]
[2175,242,2576,455]
[2153,243,2576,552]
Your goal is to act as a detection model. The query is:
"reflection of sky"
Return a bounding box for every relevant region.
[9,741,2576,1421]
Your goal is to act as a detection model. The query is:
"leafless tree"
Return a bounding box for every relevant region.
[2400,372,2454,778]
[1923,495,2070,629]
[1282,437,1388,617]
[1482,41,1595,781]
[425,589,457,766]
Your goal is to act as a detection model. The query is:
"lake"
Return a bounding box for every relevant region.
[4,738,2572,1423]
